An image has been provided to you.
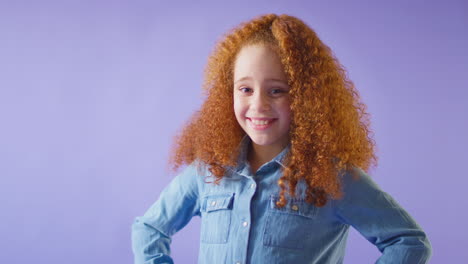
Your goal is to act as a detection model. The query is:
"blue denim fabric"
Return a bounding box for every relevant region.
[131,137,432,264]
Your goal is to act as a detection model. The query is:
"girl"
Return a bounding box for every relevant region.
[131,14,432,264]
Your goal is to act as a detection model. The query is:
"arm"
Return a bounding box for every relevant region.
[131,163,201,264]
[333,167,432,264]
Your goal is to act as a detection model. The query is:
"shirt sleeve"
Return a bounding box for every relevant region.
[131,163,202,264]
[333,167,432,264]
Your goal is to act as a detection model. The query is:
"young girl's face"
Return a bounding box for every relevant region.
[233,44,291,152]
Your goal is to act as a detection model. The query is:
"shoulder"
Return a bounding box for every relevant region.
[175,160,211,179]
[334,166,391,207]
[169,161,211,196]
[338,167,380,190]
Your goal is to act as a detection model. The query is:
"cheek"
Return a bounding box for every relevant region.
[279,101,291,119]
[233,99,245,121]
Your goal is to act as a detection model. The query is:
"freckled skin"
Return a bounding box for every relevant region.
[233,44,291,166]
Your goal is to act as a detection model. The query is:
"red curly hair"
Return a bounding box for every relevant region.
[169,14,378,208]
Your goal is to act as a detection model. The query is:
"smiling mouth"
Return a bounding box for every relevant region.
[247,118,277,129]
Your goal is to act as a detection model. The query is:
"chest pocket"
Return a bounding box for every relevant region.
[263,195,318,250]
[200,192,235,244]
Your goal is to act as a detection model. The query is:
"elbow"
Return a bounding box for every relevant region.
[132,216,143,229]
[401,231,433,263]
[131,216,145,240]
[131,217,145,263]
[420,234,433,262]
[411,229,432,261]
[131,217,146,255]
[379,230,433,263]
[131,217,159,247]
[131,216,173,258]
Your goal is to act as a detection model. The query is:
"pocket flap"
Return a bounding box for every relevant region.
[201,193,235,213]
[269,195,317,218]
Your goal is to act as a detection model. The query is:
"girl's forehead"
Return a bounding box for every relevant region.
[233,44,287,83]
[235,43,279,62]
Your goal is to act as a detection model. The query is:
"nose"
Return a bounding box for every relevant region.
[252,90,271,112]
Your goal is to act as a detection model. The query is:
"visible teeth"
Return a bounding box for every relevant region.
[250,119,271,125]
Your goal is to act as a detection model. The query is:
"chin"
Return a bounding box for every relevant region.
[249,137,275,147]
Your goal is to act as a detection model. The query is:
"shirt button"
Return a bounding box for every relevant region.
[249,183,256,189]
[210,201,217,206]
[235,262,241,264]
[242,221,248,227]
[291,205,299,211]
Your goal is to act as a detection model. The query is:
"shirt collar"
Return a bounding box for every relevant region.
[233,135,290,176]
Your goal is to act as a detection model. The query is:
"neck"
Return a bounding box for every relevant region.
[247,140,288,172]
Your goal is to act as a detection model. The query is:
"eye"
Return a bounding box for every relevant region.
[239,87,253,93]
[270,88,289,95]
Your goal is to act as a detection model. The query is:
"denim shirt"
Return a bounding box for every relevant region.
[131,137,432,264]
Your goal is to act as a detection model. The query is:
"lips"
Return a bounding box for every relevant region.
[248,117,275,120]
[247,117,277,130]
[247,117,276,121]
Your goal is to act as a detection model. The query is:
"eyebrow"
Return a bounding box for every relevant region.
[234,76,288,85]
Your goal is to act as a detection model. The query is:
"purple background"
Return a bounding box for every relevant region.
[1,0,467,263]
